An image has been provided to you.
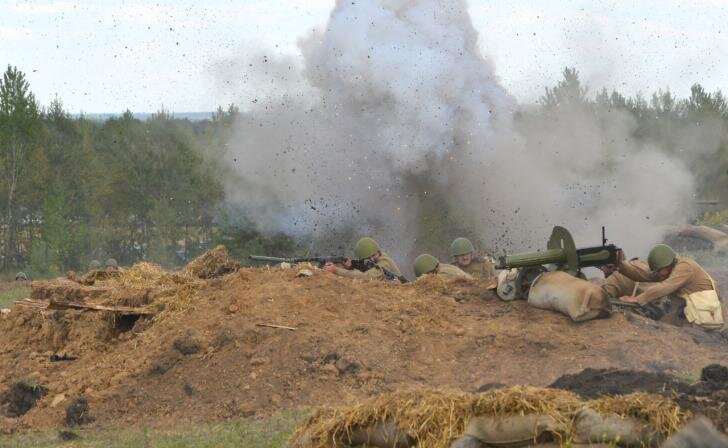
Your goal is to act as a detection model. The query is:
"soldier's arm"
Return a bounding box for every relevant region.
[600,276,622,299]
[333,266,384,280]
[618,260,654,282]
[378,257,403,277]
[633,262,693,305]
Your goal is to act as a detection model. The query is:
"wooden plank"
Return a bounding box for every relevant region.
[14,298,154,315]
[256,323,297,331]
[47,300,155,315]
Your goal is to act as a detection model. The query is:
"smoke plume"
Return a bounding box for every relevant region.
[221,0,696,266]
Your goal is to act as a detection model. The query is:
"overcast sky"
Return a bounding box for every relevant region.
[1,0,726,113]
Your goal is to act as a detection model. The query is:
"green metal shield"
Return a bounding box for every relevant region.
[547,226,578,275]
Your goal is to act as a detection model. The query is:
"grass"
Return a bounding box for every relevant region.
[0,285,30,309]
[1,412,304,448]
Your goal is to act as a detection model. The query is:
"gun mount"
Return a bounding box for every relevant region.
[496,226,620,299]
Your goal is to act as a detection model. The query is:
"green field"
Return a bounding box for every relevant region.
[0,286,30,309]
[1,412,302,448]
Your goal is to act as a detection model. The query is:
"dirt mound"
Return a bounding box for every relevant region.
[550,365,728,433]
[1,251,728,434]
[549,368,692,398]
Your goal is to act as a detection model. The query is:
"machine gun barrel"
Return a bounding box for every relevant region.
[495,226,620,273]
[499,248,565,269]
[249,255,292,263]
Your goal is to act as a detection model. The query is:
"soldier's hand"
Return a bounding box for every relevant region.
[619,295,639,304]
[323,263,338,273]
[342,258,353,269]
[615,249,625,266]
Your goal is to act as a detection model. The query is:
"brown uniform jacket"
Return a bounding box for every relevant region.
[435,263,473,280]
[619,257,716,305]
[456,257,497,280]
[333,253,402,281]
[601,259,649,298]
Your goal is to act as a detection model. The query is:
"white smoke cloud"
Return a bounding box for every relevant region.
[221,0,695,266]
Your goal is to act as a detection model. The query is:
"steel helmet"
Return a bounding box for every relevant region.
[450,237,475,257]
[89,259,102,270]
[414,254,439,277]
[354,237,380,260]
[105,258,119,268]
[647,244,677,271]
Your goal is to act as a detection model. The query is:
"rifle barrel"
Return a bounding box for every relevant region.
[249,255,289,263]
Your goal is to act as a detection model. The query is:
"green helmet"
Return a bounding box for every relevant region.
[648,244,677,271]
[89,259,102,270]
[105,258,119,268]
[15,272,27,281]
[450,237,475,257]
[414,254,439,278]
[354,237,380,260]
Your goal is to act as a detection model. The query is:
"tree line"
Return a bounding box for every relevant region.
[0,65,726,277]
[0,65,293,277]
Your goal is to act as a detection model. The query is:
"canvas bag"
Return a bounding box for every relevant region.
[682,277,724,330]
[464,414,563,447]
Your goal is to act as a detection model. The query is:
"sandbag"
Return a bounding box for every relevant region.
[464,414,563,447]
[449,438,611,448]
[527,444,613,447]
[572,408,656,447]
[497,269,520,301]
[450,434,486,448]
[662,416,728,448]
[527,272,610,322]
[343,421,415,448]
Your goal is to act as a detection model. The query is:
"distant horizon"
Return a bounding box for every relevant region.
[71,111,216,121]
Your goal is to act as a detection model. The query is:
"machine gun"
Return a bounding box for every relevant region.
[248,255,408,283]
[495,226,621,298]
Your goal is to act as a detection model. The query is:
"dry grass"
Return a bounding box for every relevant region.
[587,392,688,437]
[183,245,240,279]
[290,387,689,448]
[290,387,583,448]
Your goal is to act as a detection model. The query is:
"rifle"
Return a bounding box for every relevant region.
[249,255,408,283]
[495,226,622,299]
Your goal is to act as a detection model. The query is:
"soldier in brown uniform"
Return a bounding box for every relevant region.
[601,260,669,320]
[413,253,473,280]
[323,237,403,281]
[449,237,497,280]
[617,244,724,330]
[600,260,648,298]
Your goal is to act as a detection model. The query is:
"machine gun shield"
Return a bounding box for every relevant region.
[547,226,578,276]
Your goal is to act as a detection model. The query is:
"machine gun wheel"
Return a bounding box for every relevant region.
[515,266,547,299]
